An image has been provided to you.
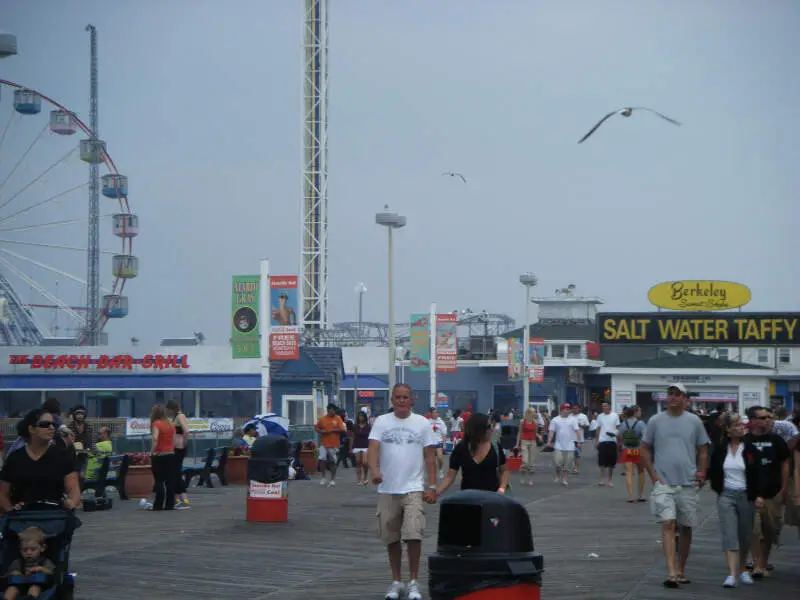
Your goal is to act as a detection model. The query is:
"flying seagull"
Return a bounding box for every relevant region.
[577,107,681,144]
[441,171,467,184]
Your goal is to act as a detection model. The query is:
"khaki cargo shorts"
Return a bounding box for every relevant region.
[376,492,425,545]
[650,482,699,528]
[753,496,783,547]
[552,450,573,471]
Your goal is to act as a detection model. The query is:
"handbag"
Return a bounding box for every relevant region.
[494,442,511,494]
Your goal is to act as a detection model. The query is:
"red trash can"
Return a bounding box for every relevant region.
[245,435,291,523]
[246,480,288,522]
[428,491,543,600]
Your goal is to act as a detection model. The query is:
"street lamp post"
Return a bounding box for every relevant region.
[376,206,406,392]
[355,282,367,344]
[519,272,538,410]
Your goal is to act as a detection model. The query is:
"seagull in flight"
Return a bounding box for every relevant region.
[441,171,467,184]
[577,107,681,144]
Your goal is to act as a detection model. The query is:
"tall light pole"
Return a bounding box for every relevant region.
[355,282,367,343]
[376,206,406,391]
[519,272,538,409]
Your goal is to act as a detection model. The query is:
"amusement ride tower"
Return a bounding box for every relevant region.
[301,0,329,343]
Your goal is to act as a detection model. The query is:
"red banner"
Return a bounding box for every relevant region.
[436,313,458,372]
[270,332,299,360]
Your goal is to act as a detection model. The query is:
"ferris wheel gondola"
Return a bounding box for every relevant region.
[0,79,137,345]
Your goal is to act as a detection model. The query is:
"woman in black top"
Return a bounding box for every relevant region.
[166,399,190,508]
[435,413,508,496]
[0,408,80,511]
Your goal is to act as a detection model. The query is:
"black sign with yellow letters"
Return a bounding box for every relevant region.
[597,312,800,346]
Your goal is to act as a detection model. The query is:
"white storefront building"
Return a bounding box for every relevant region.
[600,355,773,417]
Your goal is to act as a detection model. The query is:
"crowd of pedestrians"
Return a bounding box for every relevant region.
[330,382,798,599]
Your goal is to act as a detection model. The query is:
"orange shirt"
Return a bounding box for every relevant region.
[316,415,345,448]
[152,419,175,454]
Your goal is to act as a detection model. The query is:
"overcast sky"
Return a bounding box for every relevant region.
[1,1,798,346]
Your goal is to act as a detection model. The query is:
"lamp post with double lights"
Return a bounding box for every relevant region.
[519,272,538,409]
[375,206,406,391]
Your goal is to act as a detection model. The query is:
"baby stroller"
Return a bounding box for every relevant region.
[0,501,81,600]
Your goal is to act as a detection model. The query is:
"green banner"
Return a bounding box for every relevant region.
[409,313,430,371]
[231,275,260,359]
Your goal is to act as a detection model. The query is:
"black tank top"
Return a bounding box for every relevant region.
[172,415,184,434]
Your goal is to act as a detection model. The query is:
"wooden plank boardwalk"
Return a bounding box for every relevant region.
[69,447,799,599]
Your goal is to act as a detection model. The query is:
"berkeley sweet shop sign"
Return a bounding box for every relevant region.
[7,354,190,371]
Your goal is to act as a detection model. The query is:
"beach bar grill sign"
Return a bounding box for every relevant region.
[647,280,751,312]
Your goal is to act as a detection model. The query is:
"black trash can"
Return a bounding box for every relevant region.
[500,423,519,451]
[247,434,291,484]
[428,490,543,600]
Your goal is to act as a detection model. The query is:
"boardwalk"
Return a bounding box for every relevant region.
[70,448,799,600]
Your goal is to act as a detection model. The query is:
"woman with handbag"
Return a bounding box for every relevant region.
[515,407,542,486]
[435,413,509,497]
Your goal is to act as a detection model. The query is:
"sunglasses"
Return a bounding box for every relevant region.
[36,421,55,429]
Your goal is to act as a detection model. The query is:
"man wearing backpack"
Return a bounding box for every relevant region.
[619,406,647,502]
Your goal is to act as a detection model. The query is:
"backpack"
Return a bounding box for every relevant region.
[622,420,640,448]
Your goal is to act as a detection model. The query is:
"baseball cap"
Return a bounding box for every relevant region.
[667,383,688,394]
[560,402,571,411]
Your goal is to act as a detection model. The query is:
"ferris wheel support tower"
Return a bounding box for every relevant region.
[84,24,101,345]
[301,0,329,343]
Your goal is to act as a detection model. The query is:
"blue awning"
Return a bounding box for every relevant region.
[340,374,387,390]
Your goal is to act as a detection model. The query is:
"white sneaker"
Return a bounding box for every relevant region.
[138,499,153,510]
[723,575,736,588]
[407,579,422,600]
[328,480,336,487]
[739,572,754,585]
[320,478,327,486]
[384,581,404,600]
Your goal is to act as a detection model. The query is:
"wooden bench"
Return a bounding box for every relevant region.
[82,454,132,500]
[182,446,229,489]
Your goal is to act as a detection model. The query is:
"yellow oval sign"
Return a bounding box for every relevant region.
[647,280,751,312]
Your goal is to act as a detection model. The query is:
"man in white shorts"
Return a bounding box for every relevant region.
[641,383,709,588]
[369,383,439,600]
[546,403,580,486]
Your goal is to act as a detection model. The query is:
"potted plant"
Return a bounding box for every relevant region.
[124,452,154,498]
[226,445,250,484]
[298,441,318,475]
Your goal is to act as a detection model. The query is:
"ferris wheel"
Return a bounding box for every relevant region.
[0,79,137,346]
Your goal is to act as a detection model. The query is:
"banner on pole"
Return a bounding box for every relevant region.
[409,313,430,371]
[507,337,523,381]
[231,275,260,359]
[269,275,300,360]
[507,337,546,382]
[529,337,545,383]
[435,313,458,372]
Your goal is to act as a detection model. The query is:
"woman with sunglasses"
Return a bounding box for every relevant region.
[435,413,508,497]
[0,408,80,512]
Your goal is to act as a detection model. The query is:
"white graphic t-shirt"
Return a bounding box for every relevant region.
[369,412,440,494]
[429,417,448,441]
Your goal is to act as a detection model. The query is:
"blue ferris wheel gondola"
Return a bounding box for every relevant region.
[244,414,290,438]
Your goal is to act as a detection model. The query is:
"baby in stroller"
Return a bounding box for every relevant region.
[4,526,55,600]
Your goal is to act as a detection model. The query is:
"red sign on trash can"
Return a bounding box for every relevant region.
[246,480,288,522]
